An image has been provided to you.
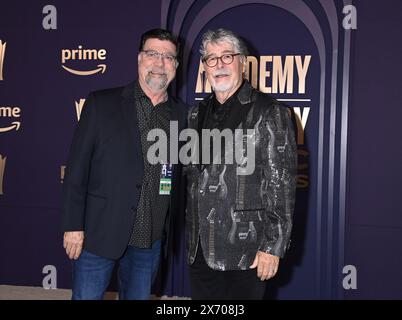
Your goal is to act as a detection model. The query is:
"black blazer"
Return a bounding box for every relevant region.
[61,81,188,259]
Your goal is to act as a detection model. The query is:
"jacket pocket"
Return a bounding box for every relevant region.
[86,192,107,200]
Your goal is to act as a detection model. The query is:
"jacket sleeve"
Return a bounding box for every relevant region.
[259,104,297,258]
[61,93,97,231]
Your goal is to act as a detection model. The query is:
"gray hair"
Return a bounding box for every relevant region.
[200,28,249,59]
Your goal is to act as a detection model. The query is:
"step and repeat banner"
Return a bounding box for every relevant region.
[1,0,353,298]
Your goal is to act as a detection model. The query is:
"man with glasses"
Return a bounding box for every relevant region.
[185,29,297,299]
[61,28,187,299]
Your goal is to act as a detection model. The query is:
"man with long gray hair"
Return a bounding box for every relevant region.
[185,28,297,299]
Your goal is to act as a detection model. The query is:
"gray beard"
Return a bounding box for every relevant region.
[145,74,168,91]
[212,81,233,92]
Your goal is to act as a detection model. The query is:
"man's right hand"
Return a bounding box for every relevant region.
[63,231,84,260]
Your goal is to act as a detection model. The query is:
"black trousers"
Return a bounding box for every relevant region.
[189,246,267,300]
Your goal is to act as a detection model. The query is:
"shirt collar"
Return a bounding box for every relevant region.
[135,80,169,106]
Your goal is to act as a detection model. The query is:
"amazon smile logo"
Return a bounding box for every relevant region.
[0,106,21,133]
[61,45,107,76]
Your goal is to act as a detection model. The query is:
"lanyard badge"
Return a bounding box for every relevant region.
[159,164,173,195]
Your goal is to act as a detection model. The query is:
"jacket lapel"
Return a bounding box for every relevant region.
[121,81,144,168]
[197,94,215,170]
[221,81,256,131]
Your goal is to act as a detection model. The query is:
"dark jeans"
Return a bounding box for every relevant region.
[72,240,161,300]
[189,245,267,300]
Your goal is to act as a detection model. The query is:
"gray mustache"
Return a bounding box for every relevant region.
[147,68,167,75]
[213,70,231,77]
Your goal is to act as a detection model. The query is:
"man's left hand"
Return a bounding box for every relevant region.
[250,251,280,281]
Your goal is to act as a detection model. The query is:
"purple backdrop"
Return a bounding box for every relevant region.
[1,0,401,299]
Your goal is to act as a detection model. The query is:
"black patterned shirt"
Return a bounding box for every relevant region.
[129,82,171,248]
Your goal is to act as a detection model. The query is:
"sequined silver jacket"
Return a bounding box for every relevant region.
[185,80,297,271]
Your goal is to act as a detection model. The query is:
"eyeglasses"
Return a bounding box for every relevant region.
[202,53,241,67]
[141,50,177,65]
